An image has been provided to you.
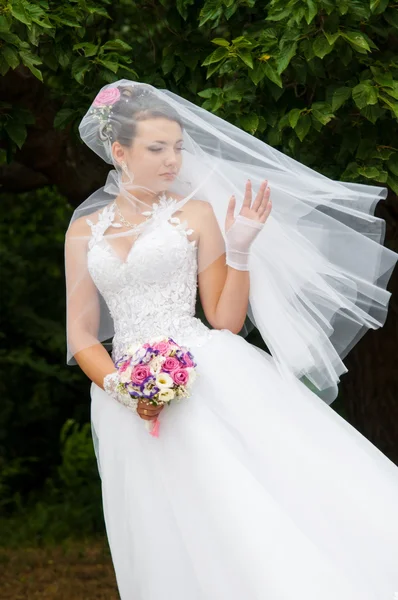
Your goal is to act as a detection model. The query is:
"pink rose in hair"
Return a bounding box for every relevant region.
[93,87,121,107]
[131,365,151,384]
[171,368,189,386]
[162,357,180,372]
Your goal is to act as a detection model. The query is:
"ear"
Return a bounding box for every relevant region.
[112,141,125,166]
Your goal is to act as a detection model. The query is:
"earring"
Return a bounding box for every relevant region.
[121,160,128,172]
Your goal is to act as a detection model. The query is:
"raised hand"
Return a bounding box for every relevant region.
[225,179,272,233]
[225,179,272,271]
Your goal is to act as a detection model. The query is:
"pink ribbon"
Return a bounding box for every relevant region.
[149,417,160,437]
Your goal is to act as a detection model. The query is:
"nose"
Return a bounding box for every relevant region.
[164,148,178,166]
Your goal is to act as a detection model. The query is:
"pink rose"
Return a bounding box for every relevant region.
[93,87,121,107]
[118,360,130,373]
[171,368,189,386]
[153,341,172,356]
[131,365,151,384]
[180,352,194,367]
[162,357,180,372]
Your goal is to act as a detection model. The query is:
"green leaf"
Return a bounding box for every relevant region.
[295,114,311,141]
[323,31,340,45]
[73,43,99,58]
[370,66,394,88]
[201,46,229,66]
[240,113,259,134]
[384,82,398,100]
[249,61,267,85]
[0,15,11,32]
[341,31,371,54]
[53,109,76,129]
[5,119,27,149]
[205,60,224,79]
[98,59,119,74]
[237,49,253,69]
[305,0,318,25]
[266,7,292,22]
[1,46,20,70]
[378,92,398,119]
[384,9,398,30]
[387,154,398,177]
[19,50,43,81]
[288,108,302,128]
[276,41,297,74]
[352,81,378,109]
[370,0,389,15]
[387,174,398,195]
[332,86,351,111]
[313,36,334,59]
[211,38,230,47]
[11,0,32,26]
[176,0,195,20]
[264,62,283,88]
[71,57,90,83]
[356,138,376,160]
[232,36,253,48]
[311,101,334,125]
[360,104,384,124]
[358,166,387,182]
[101,40,133,53]
[197,87,223,98]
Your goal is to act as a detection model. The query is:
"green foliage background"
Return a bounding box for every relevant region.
[0,0,397,543]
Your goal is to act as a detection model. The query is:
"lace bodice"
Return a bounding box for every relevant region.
[86,198,213,361]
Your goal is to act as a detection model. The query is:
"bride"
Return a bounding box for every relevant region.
[65,80,398,599]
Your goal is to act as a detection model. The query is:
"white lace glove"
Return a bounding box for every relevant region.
[103,371,138,414]
[225,179,272,271]
[225,214,264,271]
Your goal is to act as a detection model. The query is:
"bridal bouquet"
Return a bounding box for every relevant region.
[114,336,198,437]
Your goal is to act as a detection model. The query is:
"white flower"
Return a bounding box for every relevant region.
[131,346,147,364]
[119,365,133,383]
[155,372,174,389]
[127,343,141,354]
[158,388,175,403]
[187,368,197,385]
[150,355,166,375]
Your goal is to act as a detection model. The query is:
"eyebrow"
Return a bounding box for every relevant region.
[151,139,184,144]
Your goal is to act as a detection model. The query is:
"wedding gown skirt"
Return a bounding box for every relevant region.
[90,328,398,600]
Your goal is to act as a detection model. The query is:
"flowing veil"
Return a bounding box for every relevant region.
[65,79,398,404]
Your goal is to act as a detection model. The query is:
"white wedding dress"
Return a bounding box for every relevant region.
[87,200,398,600]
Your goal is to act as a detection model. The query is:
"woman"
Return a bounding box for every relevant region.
[65,81,398,599]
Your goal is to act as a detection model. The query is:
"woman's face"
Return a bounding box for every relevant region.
[115,117,184,195]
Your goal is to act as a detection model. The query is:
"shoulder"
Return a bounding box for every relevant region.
[65,204,114,239]
[171,192,215,217]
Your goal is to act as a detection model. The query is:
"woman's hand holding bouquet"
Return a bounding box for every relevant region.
[103,336,197,437]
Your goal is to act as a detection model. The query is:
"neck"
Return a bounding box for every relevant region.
[115,188,167,217]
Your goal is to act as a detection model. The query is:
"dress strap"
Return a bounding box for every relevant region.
[86,202,120,250]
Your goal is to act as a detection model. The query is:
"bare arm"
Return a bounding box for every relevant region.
[197,203,250,334]
[65,218,116,388]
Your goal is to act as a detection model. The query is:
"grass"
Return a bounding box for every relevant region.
[0,536,119,599]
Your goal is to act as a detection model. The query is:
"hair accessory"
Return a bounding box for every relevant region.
[89,87,122,141]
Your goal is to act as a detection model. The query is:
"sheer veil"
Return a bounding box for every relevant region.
[65,79,398,404]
